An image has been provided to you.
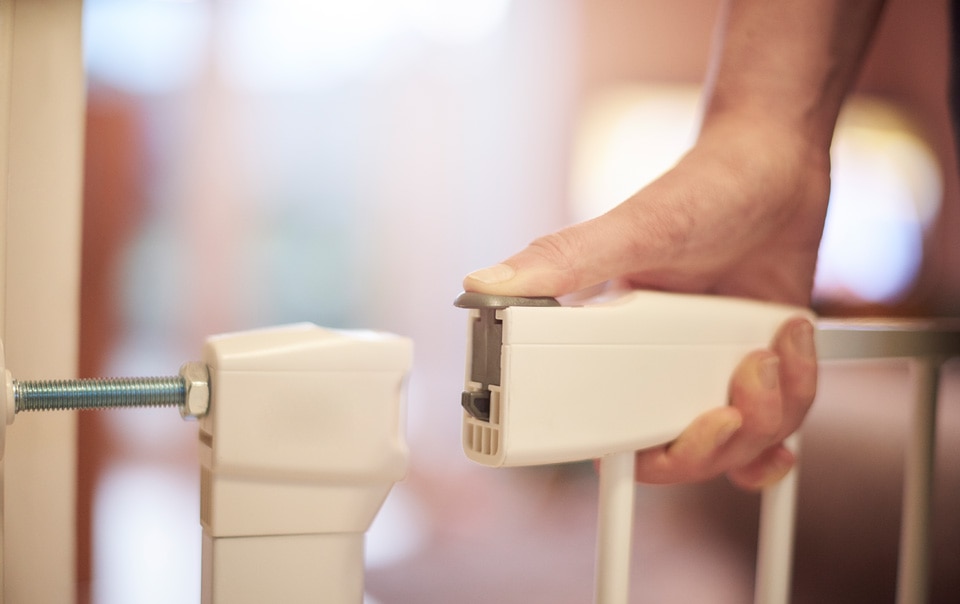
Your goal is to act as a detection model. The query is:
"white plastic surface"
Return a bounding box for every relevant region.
[595,451,636,604]
[755,434,800,604]
[462,290,812,466]
[460,291,811,604]
[458,297,960,604]
[895,359,940,604]
[199,323,411,604]
[201,533,364,604]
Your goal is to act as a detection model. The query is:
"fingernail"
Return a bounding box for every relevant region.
[715,417,742,448]
[791,320,816,359]
[466,263,515,285]
[758,356,780,390]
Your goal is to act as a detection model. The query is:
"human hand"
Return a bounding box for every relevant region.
[631,317,817,489]
[463,122,825,489]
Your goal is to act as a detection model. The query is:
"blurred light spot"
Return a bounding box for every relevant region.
[93,463,201,604]
[218,0,400,90]
[815,100,942,303]
[84,0,210,94]
[570,86,700,220]
[407,0,513,45]
[85,0,514,91]
[219,0,512,90]
[85,0,512,93]
[571,86,941,306]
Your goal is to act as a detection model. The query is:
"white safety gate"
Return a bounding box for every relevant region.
[2,3,959,604]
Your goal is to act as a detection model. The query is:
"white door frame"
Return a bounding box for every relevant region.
[0,0,85,601]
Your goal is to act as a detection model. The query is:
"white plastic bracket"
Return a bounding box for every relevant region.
[198,323,412,604]
[456,290,813,604]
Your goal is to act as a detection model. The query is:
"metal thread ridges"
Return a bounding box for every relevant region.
[13,376,185,413]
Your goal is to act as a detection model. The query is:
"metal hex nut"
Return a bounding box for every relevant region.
[179,361,210,420]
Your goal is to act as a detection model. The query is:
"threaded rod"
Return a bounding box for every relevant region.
[13,376,185,413]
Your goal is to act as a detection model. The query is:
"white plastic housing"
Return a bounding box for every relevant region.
[462,290,812,467]
[198,323,411,604]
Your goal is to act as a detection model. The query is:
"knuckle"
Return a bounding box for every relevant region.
[747,418,782,443]
[526,232,580,271]
[522,232,583,292]
[783,357,819,405]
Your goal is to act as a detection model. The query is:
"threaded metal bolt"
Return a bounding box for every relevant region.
[10,362,210,420]
[14,376,183,412]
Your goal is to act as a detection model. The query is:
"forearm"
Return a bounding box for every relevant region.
[702,0,888,149]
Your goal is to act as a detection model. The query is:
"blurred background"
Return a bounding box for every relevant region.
[77,0,960,602]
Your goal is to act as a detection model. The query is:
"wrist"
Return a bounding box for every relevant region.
[694,109,833,179]
[700,92,840,156]
[701,0,887,153]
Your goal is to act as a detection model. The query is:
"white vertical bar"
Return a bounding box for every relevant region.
[0,0,85,602]
[895,358,940,604]
[0,1,12,593]
[595,450,636,604]
[754,434,800,604]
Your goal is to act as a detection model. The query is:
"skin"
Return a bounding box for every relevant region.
[463,0,888,490]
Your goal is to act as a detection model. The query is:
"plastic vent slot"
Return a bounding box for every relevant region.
[464,387,501,456]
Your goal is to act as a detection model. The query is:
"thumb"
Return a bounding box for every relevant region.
[463,213,646,297]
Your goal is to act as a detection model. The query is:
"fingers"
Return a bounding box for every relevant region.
[462,195,683,298]
[727,444,796,490]
[462,219,621,297]
[720,351,785,469]
[633,349,781,484]
[721,318,817,490]
[633,406,743,483]
[633,318,817,489]
[770,317,818,439]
